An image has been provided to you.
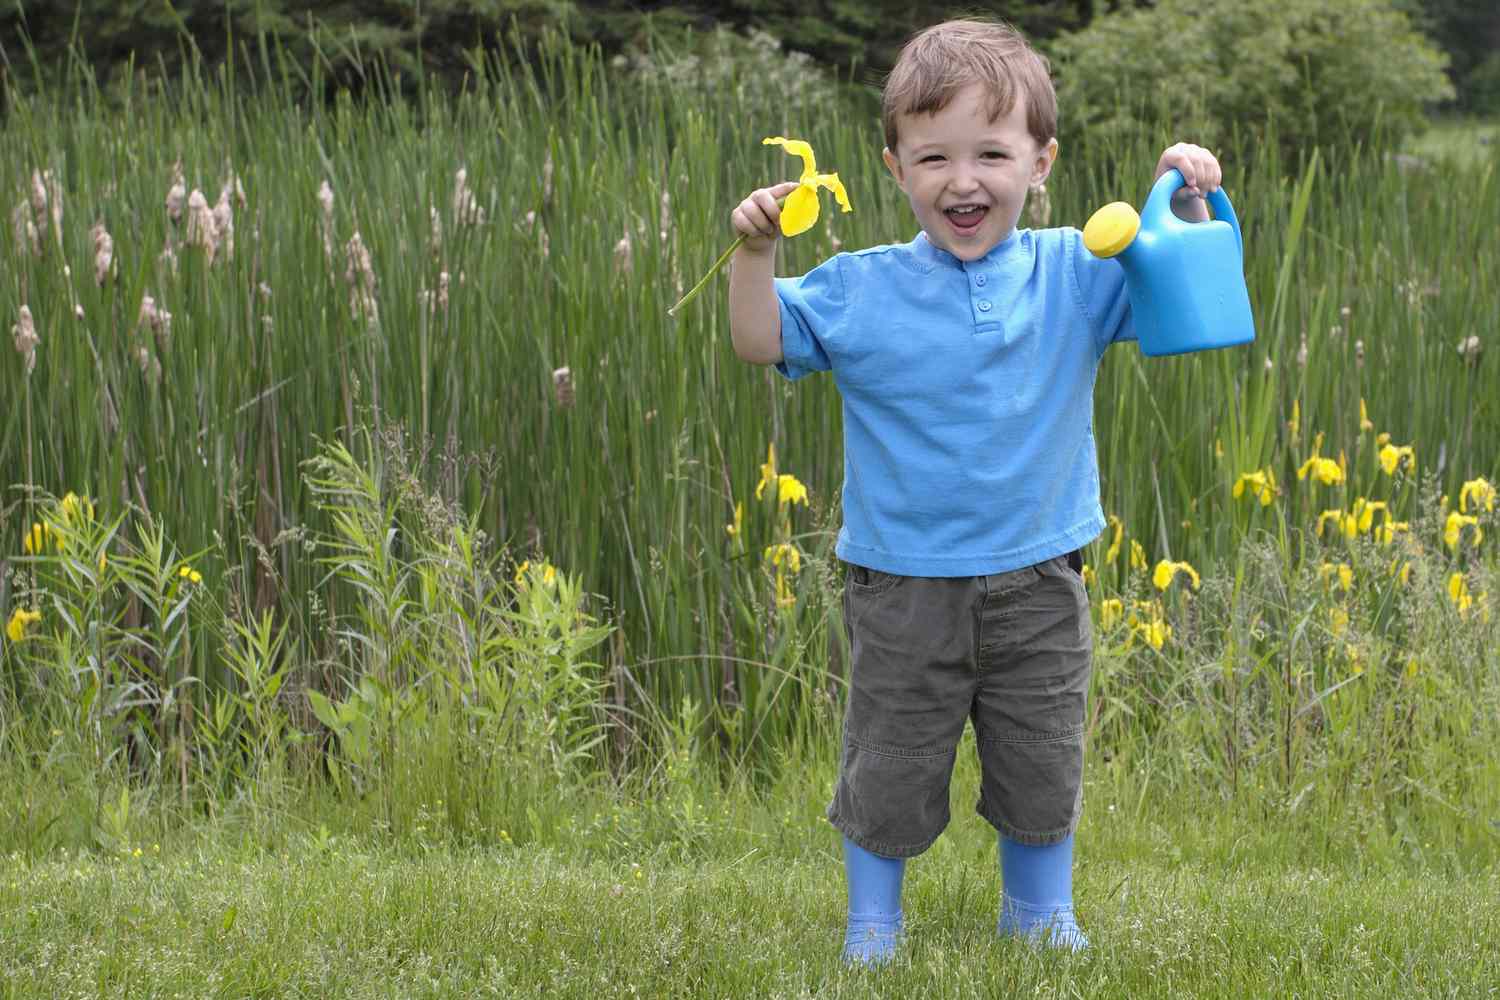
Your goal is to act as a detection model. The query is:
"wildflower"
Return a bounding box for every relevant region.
[1232,468,1277,506]
[1404,658,1421,679]
[774,568,797,608]
[1152,560,1200,591]
[1345,644,1364,675]
[5,608,41,644]
[1389,559,1412,585]
[1129,540,1147,571]
[60,492,95,524]
[1103,515,1123,565]
[12,304,39,374]
[1377,442,1414,476]
[177,565,203,585]
[1297,454,1344,486]
[1354,499,1386,534]
[22,521,57,555]
[1359,398,1373,432]
[1447,572,1473,614]
[1375,520,1409,546]
[1287,399,1300,437]
[669,137,852,317]
[764,543,802,574]
[726,501,744,540]
[1081,564,1095,587]
[773,474,809,507]
[1460,477,1495,514]
[1329,606,1349,637]
[1100,598,1123,631]
[1444,512,1483,551]
[1133,617,1171,651]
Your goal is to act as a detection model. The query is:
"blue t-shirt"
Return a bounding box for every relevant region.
[774,227,1134,577]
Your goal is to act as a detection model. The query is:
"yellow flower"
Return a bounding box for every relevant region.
[754,443,777,500]
[542,564,557,587]
[1329,606,1349,637]
[1389,559,1412,586]
[1129,540,1147,571]
[1377,443,1414,476]
[1358,398,1374,432]
[1081,564,1095,587]
[514,560,530,585]
[5,608,41,644]
[774,474,809,507]
[1319,561,1353,592]
[1297,454,1344,486]
[726,501,744,540]
[1444,511,1483,551]
[178,564,203,585]
[1375,520,1409,546]
[1134,618,1171,650]
[1103,515,1123,565]
[60,491,95,523]
[1354,499,1386,534]
[1232,468,1277,506]
[1316,509,1356,540]
[764,543,802,574]
[1100,598,1123,630]
[762,137,852,237]
[1403,658,1421,679]
[1447,572,1473,614]
[1460,477,1495,513]
[22,521,50,555]
[1152,559,1200,591]
[1345,644,1364,675]
[1287,400,1300,437]
[774,569,797,608]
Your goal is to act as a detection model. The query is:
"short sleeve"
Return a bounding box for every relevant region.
[1068,232,1135,355]
[773,254,845,380]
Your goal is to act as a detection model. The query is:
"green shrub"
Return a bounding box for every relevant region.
[1048,0,1455,160]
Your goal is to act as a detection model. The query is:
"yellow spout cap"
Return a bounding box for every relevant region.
[1083,201,1141,259]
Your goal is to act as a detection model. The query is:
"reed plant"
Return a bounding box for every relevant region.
[1,32,1497,854]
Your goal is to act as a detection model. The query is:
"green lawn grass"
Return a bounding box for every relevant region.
[4,794,1497,999]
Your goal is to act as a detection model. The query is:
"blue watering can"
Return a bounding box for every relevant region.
[1083,168,1255,357]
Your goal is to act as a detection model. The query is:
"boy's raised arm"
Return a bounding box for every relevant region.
[727,181,799,365]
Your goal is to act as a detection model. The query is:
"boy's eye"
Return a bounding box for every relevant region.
[982,151,1009,160]
[919,154,945,164]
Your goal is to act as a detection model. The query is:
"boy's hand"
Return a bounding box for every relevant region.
[1154,143,1221,223]
[732,181,802,254]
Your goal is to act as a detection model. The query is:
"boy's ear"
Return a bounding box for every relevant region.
[1031,138,1059,186]
[882,147,906,189]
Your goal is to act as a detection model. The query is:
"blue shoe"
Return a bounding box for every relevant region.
[842,836,906,966]
[998,834,1089,952]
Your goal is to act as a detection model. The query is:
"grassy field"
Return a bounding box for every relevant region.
[4,782,1498,999]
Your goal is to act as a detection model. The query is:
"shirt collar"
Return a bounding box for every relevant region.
[909,228,1024,269]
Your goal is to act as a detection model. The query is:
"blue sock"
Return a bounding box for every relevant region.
[998,833,1089,952]
[842,836,906,966]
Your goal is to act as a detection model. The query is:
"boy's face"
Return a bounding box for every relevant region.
[882,83,1058,262]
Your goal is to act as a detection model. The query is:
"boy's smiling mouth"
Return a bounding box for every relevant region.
[944,203,989,235]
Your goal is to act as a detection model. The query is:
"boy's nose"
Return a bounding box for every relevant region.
[947,164,979,194]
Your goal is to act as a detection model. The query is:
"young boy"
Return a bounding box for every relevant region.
[727,18,1223,963]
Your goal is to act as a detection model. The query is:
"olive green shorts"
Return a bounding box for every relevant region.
[828,554,1092,858]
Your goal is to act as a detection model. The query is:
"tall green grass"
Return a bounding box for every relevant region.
[2,34,1497,854]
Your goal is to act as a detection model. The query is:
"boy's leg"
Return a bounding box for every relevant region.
[998,833,1088,950]
[970,554,1092,951]
[830,567,983,962]
[842,835,906,965]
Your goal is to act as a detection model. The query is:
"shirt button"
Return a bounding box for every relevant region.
[975,275,987,286]
[977,300,992,312]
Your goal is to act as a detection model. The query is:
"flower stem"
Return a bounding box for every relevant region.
[668,234,746,318]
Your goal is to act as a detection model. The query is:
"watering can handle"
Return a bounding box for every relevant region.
[1142,168,1243,257]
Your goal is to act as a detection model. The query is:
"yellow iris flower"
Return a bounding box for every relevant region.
[1444,512,1483,551]
[1129,540,1147,571]
[764,543,802,574]
[668,137,852,317]
[1103,515,1123,565]
[1152,560,1200,591]
[1377,443,1414,476]
[1297,454,1344,486]
[1232,468,1277,506]
[1448,572,1473,614]
[6,608,41,644]
[761,137,852,237]
[1460,477,1495,513]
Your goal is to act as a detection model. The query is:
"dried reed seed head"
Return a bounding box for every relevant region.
[185,189,220,263]
[1354,339,1365,366]
[166,159,186,223]
[659,191,672,234]
[213,186,235,260]
[429,204,443,254]
[453,167,486,226]
[91,222,115,286]
[552,366,575,408]
[13,305,39,373]
[12,201,41,257]
[1263,357,1274,373]
[1458,335,1482,363]
[318,179,335,218]
[613,232,633,275]
[542,151,554,204]
[137,294,173,341]
[1297,336,1309,368]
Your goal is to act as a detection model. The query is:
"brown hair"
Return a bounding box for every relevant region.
[882,18,1057,153]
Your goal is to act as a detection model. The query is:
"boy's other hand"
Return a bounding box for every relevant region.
[732,181,802,254]
[1154,142,1221,223]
